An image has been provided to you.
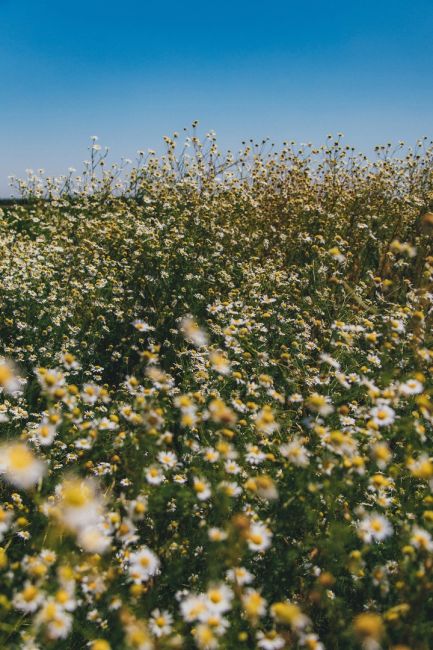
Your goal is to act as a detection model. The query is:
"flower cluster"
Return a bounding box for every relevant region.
[0,131,433,648]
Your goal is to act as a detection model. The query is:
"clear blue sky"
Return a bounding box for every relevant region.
[1,0,432,195]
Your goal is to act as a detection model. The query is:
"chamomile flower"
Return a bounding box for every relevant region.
[242,589,267,619]
[132,319,154,333]
[226,566,254,585]
[193,477,211,501]
[257,630,285,649]
[149,609,173,637]
[370,404,395,427]
[35,420,58,446]
[157,450,178,469]
[146,466,164,485]
[13,583,44,613]
[399,378,424,396]
[410,526,433,551]
[247,522,273,552]
[357,513,393,543]
[0,442,45,489]
[0,359,23,394]
[280,439,310,467]
[205,583,233,613]
[129,546,160,583]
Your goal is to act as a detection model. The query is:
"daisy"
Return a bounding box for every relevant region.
[36,600,73,640]
[203,447,220,463]
[36,368,65,397]
[204,584,233,613]
[218,481,242,497]
[129,546,160,583]
[208,527,228,542]
[306,393,334,417]
[145,466,164,485]
[57,478,102,531]
[180,594,208,622]
[198,610,229,635]
[157,450,178,469]
[399,379,423,396]
[0,442,45,489]
[271,601,310,630]
[149,609,173,637]
[371,442,392,469]
[280,439,310,467]
[357,513,393,543]
[60,352,80,371]
[81,383,101,405]
[132,319,154,333]
[255,406,279,436]
[193,477,211,501]
[242,589,267,619]
[410,526,433,551]
[0,359,23,394]
[193,624,218,650]
[13,583,44,613]
[226,566,254,586]
[370,404,395,427]
[247,522,273,552]
[245,444,266,465]
[209,351,231,376]
[300,633,325,649]
[224,459,241,474]
[257,630,285,650]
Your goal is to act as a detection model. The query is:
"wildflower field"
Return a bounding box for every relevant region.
[1,132,433,650]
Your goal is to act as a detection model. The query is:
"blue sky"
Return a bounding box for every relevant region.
[1,0,432,194]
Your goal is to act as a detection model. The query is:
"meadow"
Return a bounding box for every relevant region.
[0,131,432,649]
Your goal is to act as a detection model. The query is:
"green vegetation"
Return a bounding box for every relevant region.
[0,132,433,649]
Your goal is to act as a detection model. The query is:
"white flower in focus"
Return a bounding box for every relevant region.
[149,609,173,637]
[35,420,58,446]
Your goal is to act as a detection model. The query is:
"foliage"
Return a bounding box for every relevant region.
[0,130,433,649]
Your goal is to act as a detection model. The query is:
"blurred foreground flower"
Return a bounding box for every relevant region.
[0,442,45,489]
